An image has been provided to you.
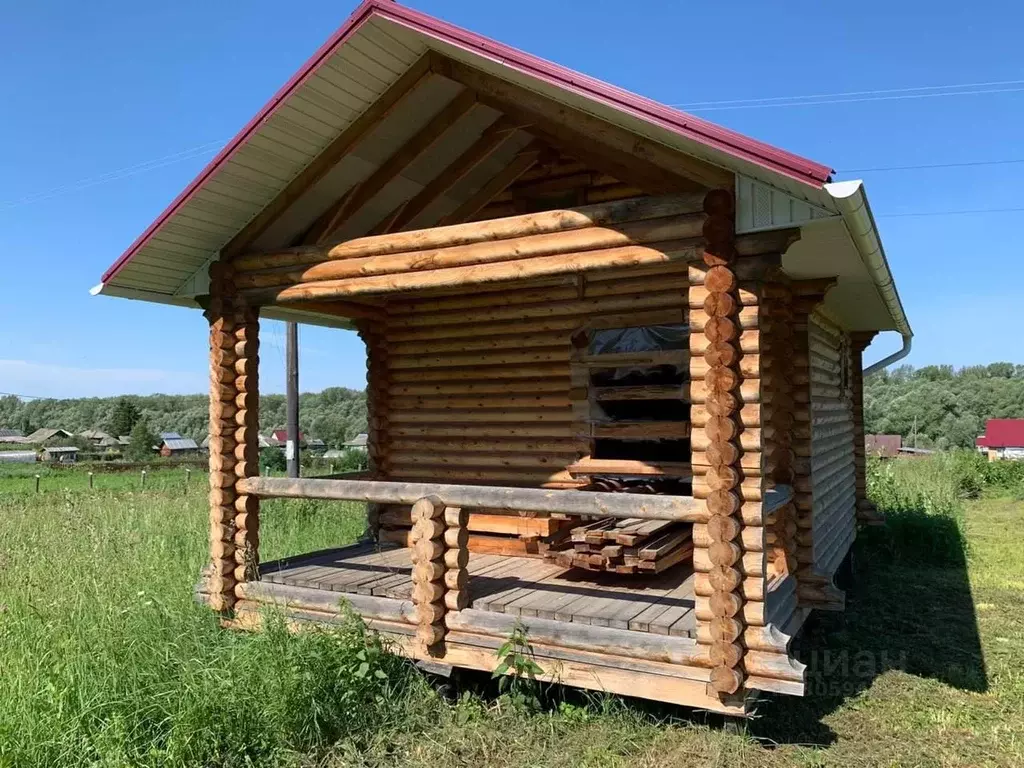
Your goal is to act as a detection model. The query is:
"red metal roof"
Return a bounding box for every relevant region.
[101,0,832,285]
[975,419,1024,448]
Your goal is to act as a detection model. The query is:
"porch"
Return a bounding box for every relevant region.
[258,542,698,635]
[215,476,803,715]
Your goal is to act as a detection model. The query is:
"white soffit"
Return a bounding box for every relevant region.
[735,175,836,234]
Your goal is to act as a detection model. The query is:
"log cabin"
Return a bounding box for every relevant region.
[93,0,912,715]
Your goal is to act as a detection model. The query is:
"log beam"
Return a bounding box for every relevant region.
[235,192,704,272]
[239,476,702,521]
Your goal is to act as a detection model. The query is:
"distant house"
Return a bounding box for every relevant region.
[0,429,29,445]
[271,429,303,446]
[0,451,36,464]
[80,429,114,446]
[159,436,200,458]
[25,428,74,444]
[42,446,79,463]
[343,433,368,452]
[865,434,901,459]
[202,433,272,450]
[307,438,327,454]
[975,419,1024,461]
[322,449,346,459]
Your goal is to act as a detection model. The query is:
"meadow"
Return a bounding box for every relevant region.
[0,454,1021,767]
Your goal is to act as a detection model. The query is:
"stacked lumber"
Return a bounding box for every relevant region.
[378,505,579,558]
[552,519,693,574]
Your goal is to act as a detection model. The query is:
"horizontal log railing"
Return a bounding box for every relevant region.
[236,476,795,683]
[239,477,793,524]
[239,476,705,521]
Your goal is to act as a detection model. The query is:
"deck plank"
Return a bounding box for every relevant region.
[480,562,564,614]
[326,548,411,594]
[469,558,544,606]
[259,547,696,636]
[644,571,698,637]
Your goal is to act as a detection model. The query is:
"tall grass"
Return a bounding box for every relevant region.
[0,488,428,767]
[864,452,980,566]
[0,455,1018,766]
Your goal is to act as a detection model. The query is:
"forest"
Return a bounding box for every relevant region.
[0,388,367,449]
[864,362,1024,448]
[2,363,1022,450]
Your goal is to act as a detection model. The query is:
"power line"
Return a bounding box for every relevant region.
[0,77,1021,212]
[0,140,225,211]
[670,78,1024,110]
[838,158,1024,173]
[0,391,49,401]
[877,206,1024,218]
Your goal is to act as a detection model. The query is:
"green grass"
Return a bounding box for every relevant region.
[0,456,1022,766]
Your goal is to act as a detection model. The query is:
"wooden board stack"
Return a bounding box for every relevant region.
[551,519,693,574]
[377,505,579,558]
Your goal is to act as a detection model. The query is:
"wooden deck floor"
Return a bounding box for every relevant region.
[260,542,697,637]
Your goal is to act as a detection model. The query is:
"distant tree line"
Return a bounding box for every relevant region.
[0,387,367,449]
[8,362,1018,453]
[865,363,1024,450]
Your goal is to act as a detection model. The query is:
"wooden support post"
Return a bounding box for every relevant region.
[357,318,391,539]
[788,286,819,576]
[850,332,881,525]
[442,506,470,612]
[205,261,261,613]
[761,280,799,578]
[410,496,447,655]
[286,321,299,478]
[690,189,749,698]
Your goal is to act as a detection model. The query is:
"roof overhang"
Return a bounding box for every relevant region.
[93,0,909,347]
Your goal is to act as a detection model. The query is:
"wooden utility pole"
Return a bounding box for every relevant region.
[286,321,300,478]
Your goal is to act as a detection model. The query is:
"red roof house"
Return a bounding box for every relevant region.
[976,419,1024,450]
[271,430,303,444]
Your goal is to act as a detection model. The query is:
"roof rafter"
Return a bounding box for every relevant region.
[314,88,478,245]
[431,54,731,194]
[220,53,434,260]
[384,116,523,233]
[440,143,550,225]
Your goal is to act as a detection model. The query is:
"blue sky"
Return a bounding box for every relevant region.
[1,0,1022,399]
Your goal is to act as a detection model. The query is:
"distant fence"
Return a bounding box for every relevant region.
[46,459,208,473]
